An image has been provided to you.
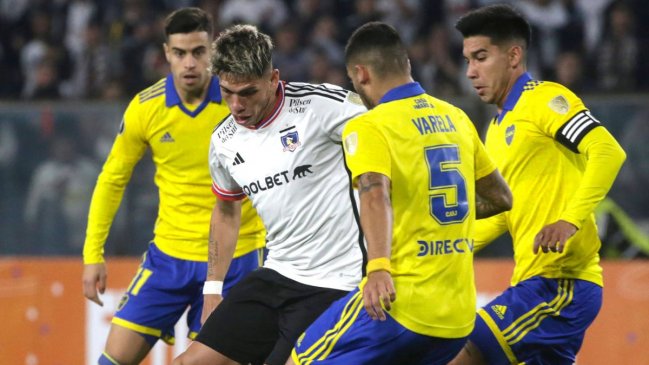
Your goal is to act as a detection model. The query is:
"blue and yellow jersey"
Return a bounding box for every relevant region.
[83,75,265,263]
[476,72,625,286]
[342,82,497,338]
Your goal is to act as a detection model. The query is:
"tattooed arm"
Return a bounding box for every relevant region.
[475,169,512,219]
[358,172,393,260]
[357,172,396,321]
[201,198,241,324]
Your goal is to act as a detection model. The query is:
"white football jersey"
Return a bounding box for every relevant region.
[209,82,367,291]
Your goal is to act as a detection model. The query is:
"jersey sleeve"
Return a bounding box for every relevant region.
[208,138,245,201]
[342,115,391,186]
[317,84,367,142]
[472,213,508,252]
[560,127,626,227]
[83,97,148,264]
[530,83,597,152]
[528,83,627,227]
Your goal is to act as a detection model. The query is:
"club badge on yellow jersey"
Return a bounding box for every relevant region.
[505,124,515,145]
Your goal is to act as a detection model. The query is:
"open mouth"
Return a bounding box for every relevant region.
[234,115,251,124]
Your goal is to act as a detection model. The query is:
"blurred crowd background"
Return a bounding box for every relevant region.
[0,0,648,258]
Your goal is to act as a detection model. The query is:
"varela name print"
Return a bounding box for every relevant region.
[412,114,457,135]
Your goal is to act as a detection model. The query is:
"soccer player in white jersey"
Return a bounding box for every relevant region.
[172,24,367,365]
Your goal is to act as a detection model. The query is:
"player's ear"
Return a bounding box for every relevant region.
[509,44,524,69]
[354,65,371,85]
[163,43,171,63]
[270,68,280,87]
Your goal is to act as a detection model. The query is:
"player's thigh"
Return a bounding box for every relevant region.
[470,277,601,365]
[291,288,465,365]
[185,249,263,338]
[195,269,281,365]
[114,243,205,345]
[447,341,489,365]
[519,279,602,365]
[222,248,264,296]
[172,340,239,365]
[268,280,348,365]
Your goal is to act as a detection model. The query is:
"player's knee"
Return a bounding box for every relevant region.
[98,352,122,365]
[172,353,191,365]
[447,341,487,365]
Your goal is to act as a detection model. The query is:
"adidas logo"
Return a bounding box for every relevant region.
[160,132,175,143]
[491,304,507,320]
[232,152,245,166]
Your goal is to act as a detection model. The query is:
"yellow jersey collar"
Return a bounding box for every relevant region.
[496,72,532,124]
[378,82,425,105]
[165,74,222,117]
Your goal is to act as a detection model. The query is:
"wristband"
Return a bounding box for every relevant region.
[202,281,223,295]
[366,257,392,274]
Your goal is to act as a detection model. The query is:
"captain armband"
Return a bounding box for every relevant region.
[555,110,602,152]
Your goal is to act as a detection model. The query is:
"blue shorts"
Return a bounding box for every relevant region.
[471,276,602,365]
[112,243,263,345]
[291,288,467,365]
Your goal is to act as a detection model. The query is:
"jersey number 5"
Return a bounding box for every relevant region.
[424,145,469,224]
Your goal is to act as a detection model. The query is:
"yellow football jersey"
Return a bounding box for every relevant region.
[343,83,496,338]
[83,75,265,263]
[476,72,612,286]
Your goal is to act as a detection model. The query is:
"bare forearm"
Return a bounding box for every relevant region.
[358,173,393,260]
[475,169,512,219]
[475,193,506,219]
[207,199,241,281]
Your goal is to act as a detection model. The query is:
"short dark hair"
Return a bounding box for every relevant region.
[164,7,213,40]
[345,22,410,77]
[455,4,531,48]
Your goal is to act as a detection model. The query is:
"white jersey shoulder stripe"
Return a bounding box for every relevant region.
[285,82,347,96]
[286,82,347,94]
[211,182,245,200]
[284,90,346,103]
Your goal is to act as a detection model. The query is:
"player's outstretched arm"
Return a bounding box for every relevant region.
[82,263,107,306]
[534,127,626,255]
[201,198,241,325]
[358,172,396,322]
[475,169,512,219]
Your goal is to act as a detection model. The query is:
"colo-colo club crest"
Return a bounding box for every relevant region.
[281,131,301,152]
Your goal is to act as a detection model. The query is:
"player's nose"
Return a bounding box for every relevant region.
[184,55,197,69]
[230,95,245,112]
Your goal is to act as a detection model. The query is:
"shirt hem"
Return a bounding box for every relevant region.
[265,262,359,291]
[513,271,603,287]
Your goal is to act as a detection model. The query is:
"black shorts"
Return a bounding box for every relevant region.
[195,268,348,365]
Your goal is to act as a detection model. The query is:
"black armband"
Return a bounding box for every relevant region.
[555,109,602,153]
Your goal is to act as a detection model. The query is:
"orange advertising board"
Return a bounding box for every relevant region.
[1,258,648,364]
